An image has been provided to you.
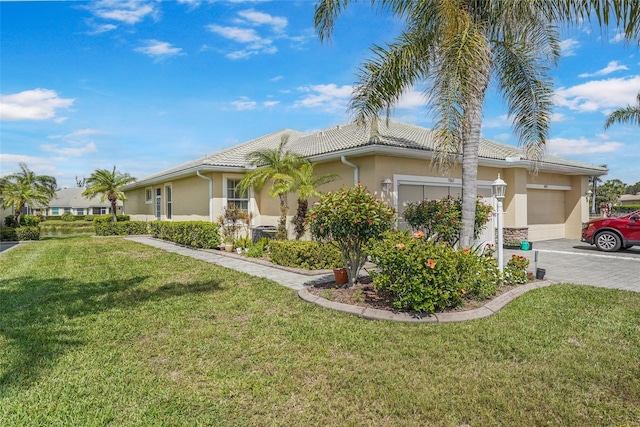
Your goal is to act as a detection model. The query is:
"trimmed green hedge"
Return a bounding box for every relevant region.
[0,226,40,241]
[269,240,343,270]
[148,221,221,249]
[94,221,150,236]
[613,204,640,215]
[93,214,131,223]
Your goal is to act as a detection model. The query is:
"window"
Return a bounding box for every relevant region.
[64,207,71,214]
[165,185,172,220]
[77,208,85,216]
[145,188,153,204]
[155,188,161,220]
[52,207,59,215]
[227,179,248,211]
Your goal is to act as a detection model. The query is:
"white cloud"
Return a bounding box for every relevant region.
[396,89,427,110]
[270,75,284,82]
[550,112,567,122]
[0,154,60,177]
[208,25,262,43]
[135,40,184,61]
[236,9,287,33]
[177,0,201,9]
[231,97,257,110]
[48,129,104,140]
[0,89,74,121]
[483,114,510,129]
[611,32,626,43]
[40,142,98,156]
[85,21,118,35]
[554,76,640,112]
[88,0,156,24]
[547,136,623,155]
[559,38,580,56]
[263,101,279,107]
[578,60,628,78]
[294,84,352,111]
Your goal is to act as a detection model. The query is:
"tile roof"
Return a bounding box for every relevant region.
[48,188,112,208]
[128,119,607,188]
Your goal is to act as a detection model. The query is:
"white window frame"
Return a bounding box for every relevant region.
[223,174,253,213]
[145,187,153,204]
[165,183,173,220]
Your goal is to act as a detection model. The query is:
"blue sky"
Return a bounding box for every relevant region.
[1,1,639,189]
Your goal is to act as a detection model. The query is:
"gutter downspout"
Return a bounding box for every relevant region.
[196,170,214,223]
[341,156,359,185]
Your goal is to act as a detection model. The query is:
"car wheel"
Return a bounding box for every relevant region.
[595,231,622,252]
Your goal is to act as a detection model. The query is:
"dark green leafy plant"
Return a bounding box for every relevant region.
[61,212,75,222]
[95,221,150,236]
[307,184,395,286]
[402,196,492,247]
[268,240,341,270]
[369,230,500,312]
[149,221,221,249]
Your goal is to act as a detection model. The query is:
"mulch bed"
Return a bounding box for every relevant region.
[306,276,522,314]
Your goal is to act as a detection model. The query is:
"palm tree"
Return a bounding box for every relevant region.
[83,166,136,222]
[604,91,640,129]
[276,162,339,239]
[0,163,57,226]
[239,134,306,239]
[315,0,638,248]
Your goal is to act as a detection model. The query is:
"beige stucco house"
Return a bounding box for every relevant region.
[28,188,121,217]
[123,120,606,243]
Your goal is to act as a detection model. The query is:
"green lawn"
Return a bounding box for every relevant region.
[1,236,639,426]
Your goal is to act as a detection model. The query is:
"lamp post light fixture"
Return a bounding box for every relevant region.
[492,174,507,272]
[381,178,392,194]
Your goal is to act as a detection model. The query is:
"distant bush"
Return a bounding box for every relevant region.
[4,215,41,227]
[269,240,342,270]
[0,227,18,241]
[93,214,130,223]
[61,212,75,222]
[612,204,640,215]
[95,221,150,236]
[149,221,221,249]
[11,226,41,241]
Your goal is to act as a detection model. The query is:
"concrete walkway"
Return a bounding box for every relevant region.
[124,236,640,322]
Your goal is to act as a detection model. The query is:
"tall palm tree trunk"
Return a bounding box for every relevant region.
[459,97,485,248]
[294,198,308,239]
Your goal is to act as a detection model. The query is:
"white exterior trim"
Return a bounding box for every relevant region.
[526,184,572,191]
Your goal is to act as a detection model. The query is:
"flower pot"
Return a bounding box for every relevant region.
[333,268,348,285]
[236,247,242,254]
[535,268,546,280]
[224,243,234,252]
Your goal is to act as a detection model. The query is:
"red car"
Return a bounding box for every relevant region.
[581,209,640,252]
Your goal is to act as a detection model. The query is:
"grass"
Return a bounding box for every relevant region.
[1,236,639,426]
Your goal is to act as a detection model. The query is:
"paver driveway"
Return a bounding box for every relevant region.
[506,239,640,293]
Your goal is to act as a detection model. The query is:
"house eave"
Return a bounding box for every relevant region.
[123,165,247,190]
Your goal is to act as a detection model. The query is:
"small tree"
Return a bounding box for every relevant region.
[307,184,395,286]
[83,166,136,222]
[402,196,493,247]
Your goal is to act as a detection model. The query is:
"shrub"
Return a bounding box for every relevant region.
[5,216,14,227]
[269,240,342,270]
[95,221,150,236]
[61,212,75,222]
[93,214,130,224]
[21,214,41,227]
[503,254,530,285]
[246,237,269,258]
[149,221,221,249]
[0,227,18,241]
[307,184,395,285]
[368,231,500,313]
[15,226,40,241]
[402,196,492,247]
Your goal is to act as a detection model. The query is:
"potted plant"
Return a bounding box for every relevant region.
[223,237,234,252]
[503,240,521,249]
[332,266,349,285]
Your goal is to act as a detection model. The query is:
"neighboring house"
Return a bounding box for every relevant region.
[123,120,606,243]
[32,187,121,216]
[619,193,640,205]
